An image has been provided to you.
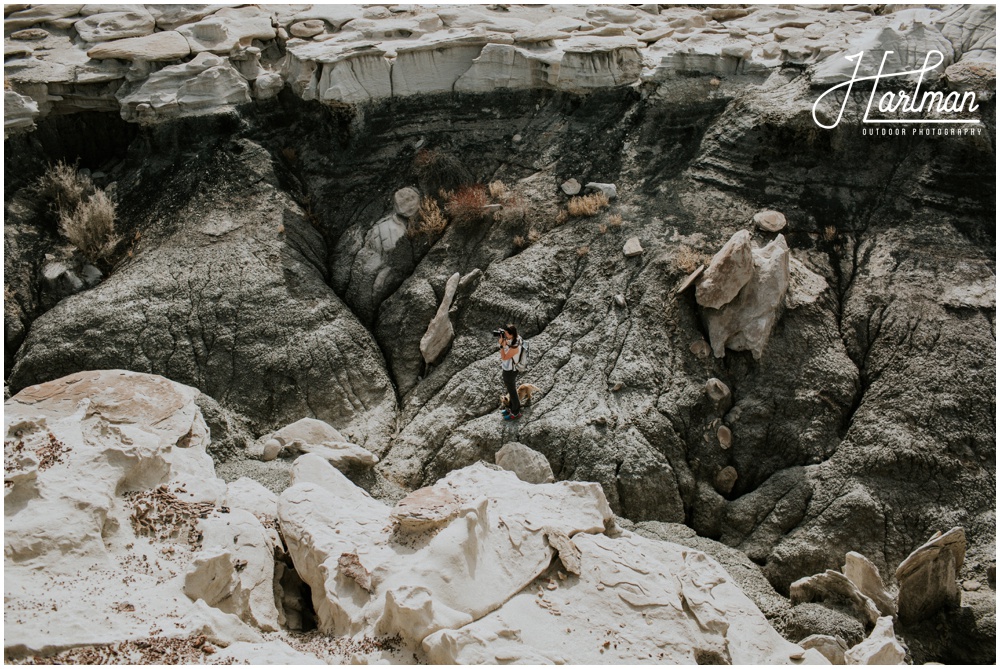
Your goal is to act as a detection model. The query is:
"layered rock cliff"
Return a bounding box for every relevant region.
[4,3,996,665]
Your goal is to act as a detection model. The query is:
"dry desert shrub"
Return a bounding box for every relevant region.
[823,225,837,241]
[33,160,90,218]
[577,246,590,257]
[554,209,569,226]
[609,213,623,228]
[597,223,608,234]
[60,190,121,265]
[513,235,526,249]
[675,245,704,273]
[567,192,610,217]
[445,184,490,226]
[407,196,447,238]
[488,180,508,199]
[527,228,541,243]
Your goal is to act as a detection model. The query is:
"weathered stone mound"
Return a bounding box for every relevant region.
[4,4,995,132]
[8,133,397,448]
[5,370,823,665]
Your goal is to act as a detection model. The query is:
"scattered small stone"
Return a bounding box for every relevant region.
[547,580,558,590]
[676,265,705,294]
[623,237,643,257]
[613,294,627,308]
[597,583,605,590]
[789,650,805,660]
[611,382,624,392]
[754,210,787,232]
[705,378,731,402]
[561,178,582,195]
[689,340,710,359]
[714,466,738,495]
[962,580,981,592]
[717,425,732,449]
[586,182,617,199]
[261,438,281,462]
[201,643,216,654]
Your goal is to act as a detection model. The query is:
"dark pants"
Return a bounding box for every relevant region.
[502,369,520,414]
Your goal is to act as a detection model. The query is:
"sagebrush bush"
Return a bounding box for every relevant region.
[675,245,704,273]
[407,196,448,238]
[60,190,120,265]
[609,213,623,228]
[567,192,610,217]
[488,180,508,199]
[445,185,489,226]
[33,160,90,220]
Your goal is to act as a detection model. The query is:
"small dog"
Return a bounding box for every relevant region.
[501,383,540,408]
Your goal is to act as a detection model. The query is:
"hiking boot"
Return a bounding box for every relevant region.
[501,407,511,416]
[503,412,521,421]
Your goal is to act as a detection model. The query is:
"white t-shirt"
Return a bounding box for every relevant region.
[501,337,522,371]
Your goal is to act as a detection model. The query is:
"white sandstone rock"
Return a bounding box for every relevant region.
[177,6,277,55]
[495,442,555,483]
[894,527,966,623]
[277,458,612,640]
[225,477,278,519]
[704,234,790,359]
[423,531,822,664]
[844,616,906,665]
[754,210,787,232]
[148,5,228,31]
[74,10,154,43]
[117,52,251,122]
[561,178,582,195]
[696,229,754,309]
[420,272,461,365]
[789,569,881,627]
[4,89,39,135]
[800,634,849,664]
[394,187,421,218]
[585,181,618,199]
[290,19,327,38]
[5,5,84,31]
[87,30,191,61]
[267,417,378,469]
[623,236,644,257]
[843,551,896,618]
[3,371,263,660]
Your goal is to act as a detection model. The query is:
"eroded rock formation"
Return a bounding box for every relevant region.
[3,3,995,664]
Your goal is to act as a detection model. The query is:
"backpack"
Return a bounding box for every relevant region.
[514,337,530,372]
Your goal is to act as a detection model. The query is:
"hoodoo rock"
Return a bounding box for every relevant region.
[895,528,966,624]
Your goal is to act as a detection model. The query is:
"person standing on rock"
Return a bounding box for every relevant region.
[499,324,522,421]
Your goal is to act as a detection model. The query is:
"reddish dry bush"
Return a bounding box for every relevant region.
[445,184,490,226]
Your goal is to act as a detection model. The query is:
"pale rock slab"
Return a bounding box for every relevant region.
[117,52,250,122]
[266,417,378,469]
[842,552,895,618]
[277,458,612,643]
[290,19,326,38]
[894,527,965,623]
[393,187,421,218]
[754,209,787,232]
[74,10,154,43]
[420,272,461,365]
[812,22,955,86]
[495,442,555,484]
[945,57,996,98]
[186,508,281,631]
[79,4,147,16]
[586,181,618,199]
[4,89,39,135]
[423,531,822,665]
[390,487,461,532]
[696,229,754,309]
[844,616,905,665]
[704,234,790,358]
[148,5,228,31]
[3,371,267,660]
[87,30,191,61]
[561,178,582,195]
[789,569,881,627]
[5,4,84,31]
[224,477,278,519]
[623,236,644,257]
[177,6,277,55]
[800,634,849,664]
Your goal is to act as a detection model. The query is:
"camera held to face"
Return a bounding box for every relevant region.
[492,328,506,338]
